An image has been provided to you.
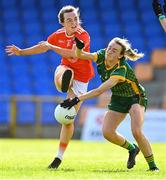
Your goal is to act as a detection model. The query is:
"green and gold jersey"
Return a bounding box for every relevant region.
[95,49,145,97]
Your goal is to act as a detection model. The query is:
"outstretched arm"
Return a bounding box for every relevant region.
[160,0,166,31]
[5,43,49,56]
[42,41,77,58]
[6,41,77,58]
[152,0,166,32]
[78,77,119,101]
[159,17,166,31]
[61,77,120,109]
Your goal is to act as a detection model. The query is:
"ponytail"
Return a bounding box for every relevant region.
[125,48,144,61]
[113,37,144,61]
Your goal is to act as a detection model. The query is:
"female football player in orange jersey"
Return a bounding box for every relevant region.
[5,5,94,169]
[152,0,166,32]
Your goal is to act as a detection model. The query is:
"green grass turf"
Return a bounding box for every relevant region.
[0,139,165,179]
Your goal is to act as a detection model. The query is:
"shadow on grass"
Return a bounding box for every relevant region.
[61,168,75,172]
[48,168,75,172]
[48,168,129,173]
[93,169,129,173]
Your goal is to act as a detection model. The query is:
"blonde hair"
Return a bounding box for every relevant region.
[112,37,144,61]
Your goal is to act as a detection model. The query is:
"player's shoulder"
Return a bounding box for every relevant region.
[95,49,106,64]
[48,28,65,38]
[76,26,89,36]
[97,48,106,56]
[55,27,66,35]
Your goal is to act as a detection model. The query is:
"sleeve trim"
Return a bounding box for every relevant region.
[92,53,98,62]
[110,75,126,82]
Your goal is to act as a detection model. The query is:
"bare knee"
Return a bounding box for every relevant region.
[54,66,73,92]
[102,128,109,140]
[102,127,116,142]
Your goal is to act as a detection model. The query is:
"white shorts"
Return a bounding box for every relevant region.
[71,80,88,96]
[55,65,88,96]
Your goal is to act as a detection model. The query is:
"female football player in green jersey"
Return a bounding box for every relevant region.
[61,37,159,171]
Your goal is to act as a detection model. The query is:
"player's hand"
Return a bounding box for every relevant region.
[60,97,80,109]
[163,0,166,13]
[5,45,21,56]
[152,0,163,17]
[74,37,84,49]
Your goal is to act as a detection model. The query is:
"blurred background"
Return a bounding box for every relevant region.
[0,0,166,140]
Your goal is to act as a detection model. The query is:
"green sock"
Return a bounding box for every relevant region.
[145,154,157,169]
[121,140,135,152]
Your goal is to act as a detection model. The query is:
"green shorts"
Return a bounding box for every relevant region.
[108,94,147,113]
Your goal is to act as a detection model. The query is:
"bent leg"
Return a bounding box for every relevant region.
[102,110,127,146]
[102,110,139,169]
[54,65,74,92]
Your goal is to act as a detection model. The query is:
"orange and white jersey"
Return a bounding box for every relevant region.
[47,26,94,83]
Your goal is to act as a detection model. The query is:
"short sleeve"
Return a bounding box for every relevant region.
[96,49,106,64]
[110,66,127,82]
[47,32,57,46]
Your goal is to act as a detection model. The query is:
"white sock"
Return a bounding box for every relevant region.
[56,142,68,160]
[56,149,64,160]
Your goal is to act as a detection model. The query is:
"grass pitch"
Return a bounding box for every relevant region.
[0,139,165,180]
